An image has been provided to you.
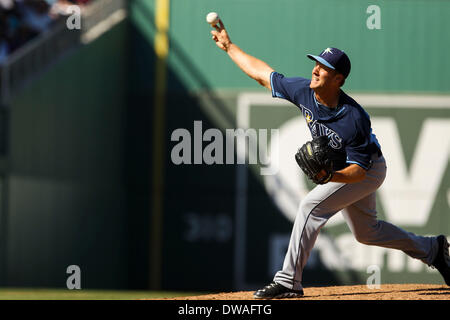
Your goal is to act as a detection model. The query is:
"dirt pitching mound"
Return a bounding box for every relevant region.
[165,284,450,300]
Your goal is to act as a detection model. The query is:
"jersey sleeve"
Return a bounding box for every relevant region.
[345,112,373,170]
[270,72,310,105]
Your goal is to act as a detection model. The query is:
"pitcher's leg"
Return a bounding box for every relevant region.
[342,193,439,265]
[273,158,387,290]
[273,182,347,290]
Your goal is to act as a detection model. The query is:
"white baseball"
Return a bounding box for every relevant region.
[206,12,219,25]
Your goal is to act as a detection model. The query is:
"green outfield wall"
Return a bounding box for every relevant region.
[164,0,450,93]
[2,20,130,289]
[1,0,449,291]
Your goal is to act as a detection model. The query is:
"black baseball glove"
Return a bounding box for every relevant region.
[295,135,334,184]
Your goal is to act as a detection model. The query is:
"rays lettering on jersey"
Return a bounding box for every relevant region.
[301,105,343,149]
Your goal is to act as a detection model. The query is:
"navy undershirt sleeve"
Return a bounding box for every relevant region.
[270,72,310,105]
[345,114,373,170]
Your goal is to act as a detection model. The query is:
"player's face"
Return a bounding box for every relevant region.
[310,62,339,90]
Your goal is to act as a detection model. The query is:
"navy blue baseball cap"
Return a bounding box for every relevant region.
[307,47,351,78]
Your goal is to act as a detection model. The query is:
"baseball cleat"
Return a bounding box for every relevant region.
[253,281,304,299]
[431,235,450,286]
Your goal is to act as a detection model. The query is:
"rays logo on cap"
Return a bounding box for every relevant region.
[322,48,333,55]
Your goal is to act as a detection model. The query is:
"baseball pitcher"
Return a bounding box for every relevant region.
[209,17,450,299]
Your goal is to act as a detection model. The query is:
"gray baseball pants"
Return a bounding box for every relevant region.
[274,154,439,291]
